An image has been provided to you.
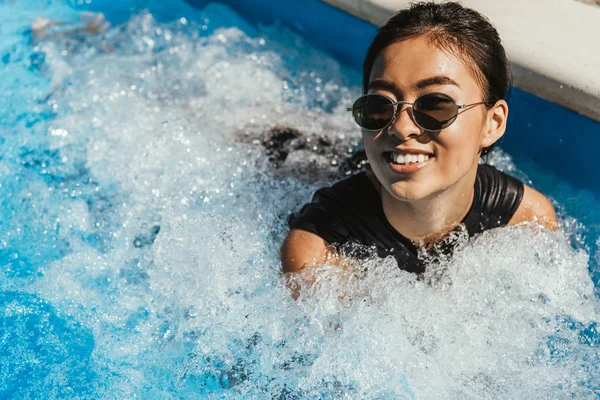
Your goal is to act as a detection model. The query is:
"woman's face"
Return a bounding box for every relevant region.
[363,35,505,202]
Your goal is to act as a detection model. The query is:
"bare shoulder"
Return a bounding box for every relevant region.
[280,229,335,273]
[508,184,558,231]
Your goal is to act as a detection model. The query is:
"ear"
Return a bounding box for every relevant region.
[479,99,508,149]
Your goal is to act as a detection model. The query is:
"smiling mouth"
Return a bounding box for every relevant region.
[384,151,435,166]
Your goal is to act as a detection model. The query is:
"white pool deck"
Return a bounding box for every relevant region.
[321,0,600,122]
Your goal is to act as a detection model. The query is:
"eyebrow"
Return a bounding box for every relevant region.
[414,76,461,90]
[368,76,461,93]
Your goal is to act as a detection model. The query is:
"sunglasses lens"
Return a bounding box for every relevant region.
[413,93,458,131]
[351,95,395,131]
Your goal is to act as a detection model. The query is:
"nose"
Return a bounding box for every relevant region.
[387,105,423,141]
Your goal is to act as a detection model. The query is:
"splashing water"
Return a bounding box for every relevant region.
[1,1,599,398]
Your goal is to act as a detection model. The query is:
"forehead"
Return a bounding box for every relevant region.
[369,36,480,93]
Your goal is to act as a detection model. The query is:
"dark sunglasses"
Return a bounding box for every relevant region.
[347,92,489,132]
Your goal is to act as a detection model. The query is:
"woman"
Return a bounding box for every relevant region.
[281,2,557,293]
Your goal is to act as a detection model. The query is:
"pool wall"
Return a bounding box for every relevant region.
[184,0,600,196]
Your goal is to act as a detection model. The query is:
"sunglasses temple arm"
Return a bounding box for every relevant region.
[458,101,489,109]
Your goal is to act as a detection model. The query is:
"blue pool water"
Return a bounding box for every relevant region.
[1,0,599,398]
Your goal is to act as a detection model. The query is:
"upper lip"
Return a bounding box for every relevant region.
[386,148,434,156]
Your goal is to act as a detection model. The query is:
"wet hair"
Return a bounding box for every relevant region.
[362,1,512,156]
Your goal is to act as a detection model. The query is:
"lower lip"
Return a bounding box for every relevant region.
[385,156,434,174]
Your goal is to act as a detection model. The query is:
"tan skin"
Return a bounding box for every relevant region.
[281,35,557,299]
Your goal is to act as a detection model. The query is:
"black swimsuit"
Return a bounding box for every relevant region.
[288,164,524,273]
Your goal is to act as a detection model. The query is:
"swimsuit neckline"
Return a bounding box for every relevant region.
[357,169,480,248]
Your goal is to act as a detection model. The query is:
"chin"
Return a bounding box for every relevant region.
[386,181,432,202]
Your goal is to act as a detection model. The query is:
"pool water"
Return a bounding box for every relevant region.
[1,0,599,398]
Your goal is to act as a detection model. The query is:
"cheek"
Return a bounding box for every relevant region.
[436,116,484,163]
[361,131,381,159]
[361,131,372,147]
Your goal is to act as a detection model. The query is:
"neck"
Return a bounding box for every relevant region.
[380,167,477,246]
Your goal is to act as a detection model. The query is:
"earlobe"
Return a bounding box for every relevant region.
[480,100,508,149]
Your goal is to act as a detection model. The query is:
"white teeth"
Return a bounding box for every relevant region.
[390,153,431,165]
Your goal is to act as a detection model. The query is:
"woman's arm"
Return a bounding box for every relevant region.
[280,229,339,300]
[508,184,558,231]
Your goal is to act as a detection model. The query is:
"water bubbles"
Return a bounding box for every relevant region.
[50,128,68,136]
[1,0,598,398]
